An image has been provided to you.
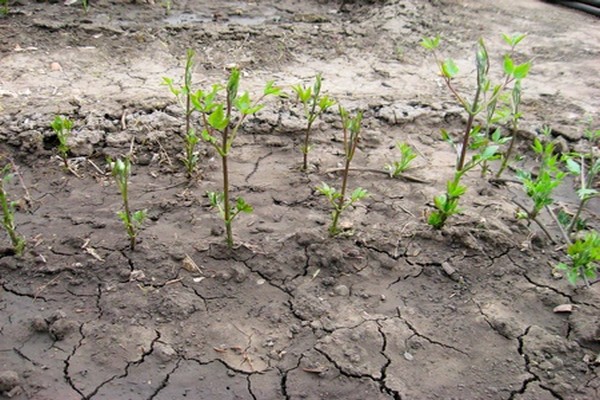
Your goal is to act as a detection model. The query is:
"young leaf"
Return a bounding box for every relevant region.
[513,62,531,79]
[235,197,253,214]
[350,187,368,202]
[421,35,440,50]
[442,58,459,78]
[207,105,229,131]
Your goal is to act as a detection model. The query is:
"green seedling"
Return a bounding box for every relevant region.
[556,230,600,287]
[82,0,89,13]
[317,106,368,236]
[428,145,498,229]
[561,125,600,236]
[109,157,146,251]
[0,165,25,255]
[292,73,336,171]
[163,49,200,178]
[385,142,417,178]
[516,127,566,223]
[421,33,530,174]
[50,115,74,170]
[191,68,281,247]
[0,0,8,16]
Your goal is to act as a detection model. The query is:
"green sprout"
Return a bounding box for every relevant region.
[421,33,530,174]
[50,115,74,170]
[163,49,200,178]
[516,127,566,223]
[292,73,336,171]
[561,125,600,236]
[191,68,281,248]
[556,230,600,287]
[109,157,146,251]
[317,106,368,236]
[385,142,417,178]
[0,0,8,16]
[82,0,89,13]
[0,165,25,255]
[428,145,498,229]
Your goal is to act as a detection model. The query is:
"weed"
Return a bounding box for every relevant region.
[292,73,336,171]
[163,49,200,178]
[108,157,146,251]
[0,165,25,255]
[82,0,89,13]
[191,68,280,247]
[317,106,368,236]
[385,142,417,178]
[0,0,7,16]
[556,230,600,286]
[50,115,74,170]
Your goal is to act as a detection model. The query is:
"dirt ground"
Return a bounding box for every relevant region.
[0,0,599,399]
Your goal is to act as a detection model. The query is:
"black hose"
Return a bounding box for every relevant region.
[544,0,600,16]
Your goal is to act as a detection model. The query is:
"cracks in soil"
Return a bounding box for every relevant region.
[507,326,565,400]
[1,282,48,302]
[64,322,87,399]
[279,356,302,400]
[147,358,182,400]
[376,322,403,400]
[244,149,273,183]
[396,307,468,356]
[64,325,162,400]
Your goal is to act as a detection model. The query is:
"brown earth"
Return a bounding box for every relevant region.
[0,0,599,399]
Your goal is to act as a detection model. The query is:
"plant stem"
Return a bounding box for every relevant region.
[223,94,233,248]
[457,88,481,171]
[302,118,315,171]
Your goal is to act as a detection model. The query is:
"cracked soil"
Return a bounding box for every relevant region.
[1,0,599,399]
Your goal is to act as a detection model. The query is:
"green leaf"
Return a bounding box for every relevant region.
[264,80,282,96]
[433,194,447,210]
[350,187,368,202]
[421,35,440,50]
[235,197,253,214]
[564,158,581,175]
[227,68,240,102]
[207,105,229,131]
[133,209,147,225]
[503,55,514,76]
[442,58,459,78]
[502,32,526,47]
[480,145,499,160]
[577,188,598,201]
[513,62,531,79]
[292,84,311,103]
[207,191,221,207]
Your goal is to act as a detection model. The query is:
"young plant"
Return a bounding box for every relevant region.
[561,125,600,236]
[556,230,600,287]
[516,127,566,223]
[385,142,417,178]
[163,49,200,178]
[421,34,530,174]
[191,68,281,248]
[317,106,368,236]
[109,157,146,251]
[0,0,8,16]
[428,145,498,229]
[82,0,89,13]
[0,165,25,255]
[51,115,74,170]
[292,73,336,171]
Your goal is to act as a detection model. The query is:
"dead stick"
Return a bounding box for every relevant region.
[323,167,429,183]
